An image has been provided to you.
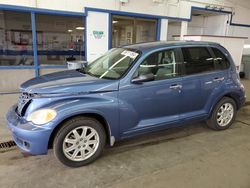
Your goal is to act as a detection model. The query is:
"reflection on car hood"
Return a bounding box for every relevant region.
[20,70,119,95]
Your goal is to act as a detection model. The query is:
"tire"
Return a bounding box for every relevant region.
[206,97,237,130]
[53,117,106,167]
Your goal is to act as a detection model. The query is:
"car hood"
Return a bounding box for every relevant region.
[20,70,119,95]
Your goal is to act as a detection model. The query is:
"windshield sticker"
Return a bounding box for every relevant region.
[121,50,139,59]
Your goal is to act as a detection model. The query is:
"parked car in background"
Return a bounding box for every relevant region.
[6,41,246,167]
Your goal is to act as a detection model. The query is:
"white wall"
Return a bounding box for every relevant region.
[228,25,250,44]
[168,21,181,41]
[0,0,249,26]
[86,11,109,62]
[188,14,229,36]
[160,19,168,41]
[203,15,228,35]
[0,0,233,19]
[188,16,204,35]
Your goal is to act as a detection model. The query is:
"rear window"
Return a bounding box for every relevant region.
[212,47,230,70]
[182,47,214,75]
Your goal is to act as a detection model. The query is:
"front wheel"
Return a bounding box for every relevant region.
[53,117,106,167]
[206,97,237,130]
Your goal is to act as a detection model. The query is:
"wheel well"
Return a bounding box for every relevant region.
[48,113,111,149]
[209,93,240,117]
[224,93,240,110]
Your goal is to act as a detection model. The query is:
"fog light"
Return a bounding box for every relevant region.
[24,141,30,149]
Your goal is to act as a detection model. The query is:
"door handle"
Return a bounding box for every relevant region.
[213,77,224,81]
[169,84,182,89]
[205,81,213,85]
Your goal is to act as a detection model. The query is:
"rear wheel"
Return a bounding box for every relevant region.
[206,97,237,130]
[53,117,106,167]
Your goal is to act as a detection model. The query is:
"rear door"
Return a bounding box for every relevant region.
[199,47,230,109]
[180,46,215,120]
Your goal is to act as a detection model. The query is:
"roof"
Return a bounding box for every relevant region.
[123,41,220,53]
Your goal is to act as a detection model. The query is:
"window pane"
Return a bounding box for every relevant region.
[0,11,33,66]
[112,16,134,47]
[212,48,230,70]
[36,14,84,65]
[135,19,157,43]
[182,47,214,75]
[112,16,157,48]
[135,49,181,81]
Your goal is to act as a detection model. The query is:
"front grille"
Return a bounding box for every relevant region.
[17,93,31,116]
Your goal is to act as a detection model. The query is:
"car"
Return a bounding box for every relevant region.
[6,41,246,167]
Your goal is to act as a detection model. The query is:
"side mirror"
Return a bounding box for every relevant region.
[131,73,155,84]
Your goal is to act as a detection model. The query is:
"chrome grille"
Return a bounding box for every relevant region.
[17,93,30,116]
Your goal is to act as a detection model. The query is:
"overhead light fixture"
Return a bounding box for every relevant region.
[76,27,85,30]
[112,20,118,24]
[205,5,224,11]
[120,0,129,3]
[153,0,163,3]
[120,0,128,6]
[68,29,73,32]
[244,44,250,49]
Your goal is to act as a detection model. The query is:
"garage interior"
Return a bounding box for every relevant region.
[1,0,250,187]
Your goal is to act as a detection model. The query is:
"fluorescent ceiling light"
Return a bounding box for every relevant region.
[76,27,85,30]
[68,29,73,32]
[244,44,250,49]
[112,20,118,24]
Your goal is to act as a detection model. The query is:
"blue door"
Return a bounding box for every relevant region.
[199,47,231,112]
[179,46,220,120]
[118,48,183,138]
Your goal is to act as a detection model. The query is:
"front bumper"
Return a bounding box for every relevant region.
[6,105,53,155]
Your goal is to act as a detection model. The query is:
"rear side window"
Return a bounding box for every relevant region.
[182,47,214,75]
[212,48,230,70]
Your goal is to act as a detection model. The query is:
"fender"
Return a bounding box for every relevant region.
[26,92,120,146]
[205,81,244,117]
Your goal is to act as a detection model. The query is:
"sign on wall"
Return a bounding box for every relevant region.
[93,31,104,39]
[86,11,109,62]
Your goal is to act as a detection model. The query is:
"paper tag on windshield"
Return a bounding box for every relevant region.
[121,50,139,59]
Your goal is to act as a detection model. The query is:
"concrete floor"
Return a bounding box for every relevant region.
[0,80,250,188]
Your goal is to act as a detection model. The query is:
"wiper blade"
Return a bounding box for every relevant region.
[77,68,86,74]
[77,68,100,78]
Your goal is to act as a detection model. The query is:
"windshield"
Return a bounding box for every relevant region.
[83,48,140,79]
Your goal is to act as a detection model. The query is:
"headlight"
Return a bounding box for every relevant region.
[27,109,57,125]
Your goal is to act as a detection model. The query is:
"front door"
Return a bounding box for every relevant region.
[118,48,183,138]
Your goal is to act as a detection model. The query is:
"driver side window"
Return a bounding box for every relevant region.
[134,49,181,81]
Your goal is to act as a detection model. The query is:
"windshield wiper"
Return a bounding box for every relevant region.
[77,67,87,74]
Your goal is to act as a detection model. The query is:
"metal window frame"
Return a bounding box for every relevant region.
[111,15,159,48]
[0,5,86,77]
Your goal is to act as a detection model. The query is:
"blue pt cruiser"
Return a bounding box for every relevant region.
[6,41,245,167]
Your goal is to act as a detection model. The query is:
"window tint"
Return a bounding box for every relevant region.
[182,47,214,75]
[134,49,181,81]
[212,48,230,70]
